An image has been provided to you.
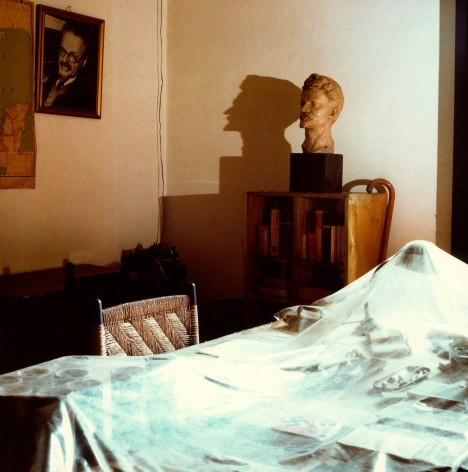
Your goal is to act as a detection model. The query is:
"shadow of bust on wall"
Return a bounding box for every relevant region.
[223,75,301,188]
[163,75,301,330]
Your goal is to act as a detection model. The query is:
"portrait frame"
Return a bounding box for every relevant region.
[35,5,104,119]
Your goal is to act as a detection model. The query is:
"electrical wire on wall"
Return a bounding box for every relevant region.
[156,0,166,243]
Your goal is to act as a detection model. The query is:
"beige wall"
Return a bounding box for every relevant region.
[1,0,455,308]
[0,0,163,274]
[165,0,454,302]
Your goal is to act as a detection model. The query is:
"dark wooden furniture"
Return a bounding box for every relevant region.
[245,188,390,307]
[0,264,120,300]
[0,251,187,374]
[452,0,468,262]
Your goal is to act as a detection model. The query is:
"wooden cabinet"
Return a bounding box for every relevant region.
[245,191,388,307]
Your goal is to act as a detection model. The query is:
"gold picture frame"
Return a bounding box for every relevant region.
[35,5,104,119]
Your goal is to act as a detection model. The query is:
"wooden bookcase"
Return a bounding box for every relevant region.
[245,191,388,307]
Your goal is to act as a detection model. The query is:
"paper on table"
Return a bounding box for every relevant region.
[338,422,467,466]
[197,339,328,371]
[197,339,279,359]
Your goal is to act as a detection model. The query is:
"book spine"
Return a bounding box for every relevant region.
[279,219,293,258]
[258,286,289,298]
[270,208,280,257]
[307,232,316,262]
[303,210,316,261]
[330,224,337,263]
[302,232,307,260]
[337,224,344,263]
[314,210,323,262]
[321,212,331,263]
[257,225,269,256]
[329,212,341,263]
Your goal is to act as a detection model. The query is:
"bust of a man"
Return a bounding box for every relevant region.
[299,73,344,154]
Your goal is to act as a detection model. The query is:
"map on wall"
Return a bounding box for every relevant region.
[0,0,35,189]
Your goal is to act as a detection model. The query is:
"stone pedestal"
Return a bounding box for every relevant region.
[289,153,343,193]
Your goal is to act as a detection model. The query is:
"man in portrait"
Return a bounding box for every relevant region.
[299,73,344,154]
[42,21,96,111]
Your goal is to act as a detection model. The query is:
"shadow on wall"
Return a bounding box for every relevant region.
[164,75,301,304]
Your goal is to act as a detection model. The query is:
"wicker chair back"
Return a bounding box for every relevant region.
[97,283,199,356]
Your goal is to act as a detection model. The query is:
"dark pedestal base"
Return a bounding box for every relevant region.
[289,153,343,193]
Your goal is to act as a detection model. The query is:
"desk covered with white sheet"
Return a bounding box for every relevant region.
[0,241,467,471]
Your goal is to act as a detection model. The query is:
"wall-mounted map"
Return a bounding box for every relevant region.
[0,0,35,189]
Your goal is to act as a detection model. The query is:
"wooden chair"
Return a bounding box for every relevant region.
[95,282,199,356]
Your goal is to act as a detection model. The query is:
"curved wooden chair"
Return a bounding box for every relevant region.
[342,178,395,263]
[94,282,199,356]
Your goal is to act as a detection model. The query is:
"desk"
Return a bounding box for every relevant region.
[0,255,185,306]
[0,241,467,471]
[0,264,120,299]
[0,321,466,471]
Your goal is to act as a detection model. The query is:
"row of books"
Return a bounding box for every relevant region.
[256,256,344,301]
[256,208,292,258]
[257,274,291,299]
[302,210,344,263]
[255,207,344,263]
[257,285,337,300]
[255,265,343,300]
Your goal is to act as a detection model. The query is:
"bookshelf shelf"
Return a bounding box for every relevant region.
[298,260,344,268]
[248,293,294,303]
[249,256,293,264]
[245,190,388,308]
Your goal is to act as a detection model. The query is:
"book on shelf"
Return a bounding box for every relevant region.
[270,208,280,257]
[321,212,332,263]
[256,201,293,259]
[303,209,344,263]
[330,225,337,263]
[258,285,290,298]
[279,218,293,258]
[257,207,271,257]
[258,269,291,298]
[302,210,317,261]
[307,232,317,261]
[314,210,324,261]
[257,224,269,256]
[331,212,344,263]
[331,224,344,263]
[298,285,331,302]
[262,277,290,289]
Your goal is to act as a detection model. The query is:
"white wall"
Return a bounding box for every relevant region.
[165,0,452,302]
[0,0,162,273]
[1,0,454,308]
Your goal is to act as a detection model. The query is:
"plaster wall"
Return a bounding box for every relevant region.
[0,0,454,308]
[0,0,162,274]
[165,0,453,302]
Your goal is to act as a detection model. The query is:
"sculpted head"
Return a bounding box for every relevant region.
[299,73,344,153]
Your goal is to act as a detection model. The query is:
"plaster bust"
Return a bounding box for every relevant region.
[299,73,344,154]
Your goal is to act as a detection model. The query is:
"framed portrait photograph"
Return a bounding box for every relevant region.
[35,5,104,119]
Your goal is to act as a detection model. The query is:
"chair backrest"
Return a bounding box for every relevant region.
[97,282,199,356]
[342,178,395,263]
